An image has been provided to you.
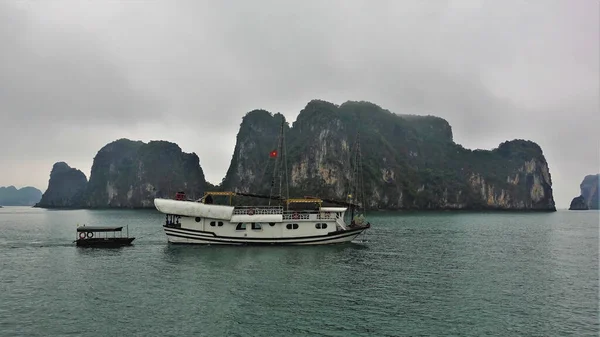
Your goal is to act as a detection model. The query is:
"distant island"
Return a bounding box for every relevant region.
[569,174,599,210]
[35,99,556,211]
[0,186,42,206]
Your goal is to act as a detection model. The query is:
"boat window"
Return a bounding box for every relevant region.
[236,223,246,230]
[269,222,275,226]
[251,223,262,230]
[210,221,216,227]
[292,223,298,230]
[195,217,201,223]
[286,224,292,230]
[322,223,328,229]
[218,221,223,226]
[315,223,321,229]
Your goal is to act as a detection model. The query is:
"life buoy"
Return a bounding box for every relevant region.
[79,232,86,239]
[292,212,299,220]
[247,208,255,216]
[86,232,94,238]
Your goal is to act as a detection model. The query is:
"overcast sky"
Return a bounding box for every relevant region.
[0,0,598,208]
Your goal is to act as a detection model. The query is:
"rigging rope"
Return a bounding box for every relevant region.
[283,123,290,207]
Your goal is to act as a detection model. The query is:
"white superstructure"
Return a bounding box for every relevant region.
[154,193,370,245]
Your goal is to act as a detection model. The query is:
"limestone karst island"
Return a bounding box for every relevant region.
[0,186,42,206]
[569,174,600,210]
[34,100,556,211]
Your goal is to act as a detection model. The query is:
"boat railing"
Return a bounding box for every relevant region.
[233,206,284,215]
[316,212,337,220]
[282,211,312,220]
[232,207,333,221]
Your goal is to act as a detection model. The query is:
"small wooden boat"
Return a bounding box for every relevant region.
[75,225,135,247]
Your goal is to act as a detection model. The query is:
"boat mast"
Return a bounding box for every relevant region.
[349,131,365,222]
[268,117,289,207]
[282,119,290,208]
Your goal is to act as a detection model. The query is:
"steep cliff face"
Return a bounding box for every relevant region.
[0,186,42,206]
[569,174,599,210]
[35,162,87,208]
[221,100,556,211]
[84,138,207,208]
[222,110,287,194]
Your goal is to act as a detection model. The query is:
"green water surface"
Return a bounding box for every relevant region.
[0,207,598,336]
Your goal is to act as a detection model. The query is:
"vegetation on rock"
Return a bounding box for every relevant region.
[36,99,557,211]
[221,99,556,211]
[83,139,207,208]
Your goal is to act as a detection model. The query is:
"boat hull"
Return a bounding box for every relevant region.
[75,237,135,247]
[163,225,368,246]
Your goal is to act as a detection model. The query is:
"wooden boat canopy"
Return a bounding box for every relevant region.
[77,226,124,232]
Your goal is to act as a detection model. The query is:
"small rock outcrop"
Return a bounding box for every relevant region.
[569,174,599,210]
[35,162,88,208]
[569,195,588,210]
[0,186,42,206]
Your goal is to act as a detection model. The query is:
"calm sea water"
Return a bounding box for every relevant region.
[0,206,597,336]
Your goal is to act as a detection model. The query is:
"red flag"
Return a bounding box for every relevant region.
[269,150,278,158]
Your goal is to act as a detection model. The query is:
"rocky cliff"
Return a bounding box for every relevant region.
[83,139,207,208]
[35,162,87,208]
[221,100,556,211]
[0,186,42,206]
[36,139,208,209]
[569,174,599,210]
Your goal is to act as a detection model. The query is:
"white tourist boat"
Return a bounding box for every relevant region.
[153,120,371,246]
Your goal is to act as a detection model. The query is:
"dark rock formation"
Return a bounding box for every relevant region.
[569,174,599,210]
[83,139,207,208]
[221,99,556,211]
[35,99,558,211]
[0,186,42,206]
[569,195,588,210]
[35,162,87,208]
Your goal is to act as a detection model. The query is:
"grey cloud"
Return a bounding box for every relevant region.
[0,2,165,190]
[0,3,163,129]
